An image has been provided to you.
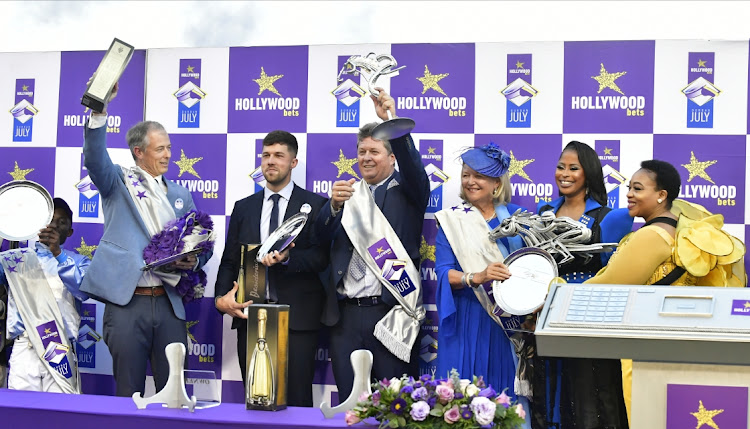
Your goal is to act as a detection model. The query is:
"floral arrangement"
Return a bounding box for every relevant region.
[143,210,215,303]
[345,370,525,429]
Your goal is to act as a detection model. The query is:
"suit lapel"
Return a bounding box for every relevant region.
[248,191,263,244]
[285,185,303,221]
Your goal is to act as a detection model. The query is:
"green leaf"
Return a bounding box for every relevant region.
[388,418,399,428]
[397,416,406,427]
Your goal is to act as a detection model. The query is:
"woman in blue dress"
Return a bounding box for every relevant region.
[434,142,530,426]
[531,141,633,429]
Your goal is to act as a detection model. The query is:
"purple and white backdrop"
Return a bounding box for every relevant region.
[1,40,749,414]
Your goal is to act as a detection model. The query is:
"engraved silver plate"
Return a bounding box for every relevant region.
[255,205,311,262]
[494,248,558,316]
[0,180,53,241]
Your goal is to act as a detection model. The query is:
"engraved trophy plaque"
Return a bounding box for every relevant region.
[336,52,415,140]
[81,38,134,113]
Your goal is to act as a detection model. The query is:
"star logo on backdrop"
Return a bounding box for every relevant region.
[592,63,627,95]
[253,67,283,97]
[744,301,750,308]
[76,237,97,260]
[515,61,524,69]
[331,149,360,179]
[186,320,199,343]
[428,147,436,154]
[697,59,707,67]
[417,65,449,96]
[681,151,717,184]
[419,236,436,263]
[9,161,34,180]
[690,400,723,429]
[186,65,195,73]
[508,151,534,183]
[21,85,28,91]
[603,147,613,155]
[174,149,203,179]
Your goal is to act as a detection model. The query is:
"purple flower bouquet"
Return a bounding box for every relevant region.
[143,210,215,303]
[346,369,525,428]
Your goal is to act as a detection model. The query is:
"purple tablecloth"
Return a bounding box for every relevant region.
[0,389,349,429]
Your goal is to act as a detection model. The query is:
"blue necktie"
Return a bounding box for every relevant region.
[267,193,281,302]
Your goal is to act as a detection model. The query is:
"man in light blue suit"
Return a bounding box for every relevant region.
[81,82,212,397]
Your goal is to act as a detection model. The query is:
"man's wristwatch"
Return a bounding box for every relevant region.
[467,273,477,288]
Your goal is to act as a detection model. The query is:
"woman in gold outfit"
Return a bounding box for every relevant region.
[586,159,746,422]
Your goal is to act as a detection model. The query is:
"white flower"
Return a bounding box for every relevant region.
[470,396,497,426]
[389,377,402,393]
[464,383,480,397]
[459,379,471,393]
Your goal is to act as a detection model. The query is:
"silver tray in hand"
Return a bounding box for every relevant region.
[256,203,311,262]
[0,180,53,241]
[493,248,558,316]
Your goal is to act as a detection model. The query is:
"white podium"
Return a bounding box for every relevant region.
[535,284,750,428]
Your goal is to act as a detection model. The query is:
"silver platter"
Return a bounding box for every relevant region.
[0,180,53,241]
[493,248,558,316]
[256,211,309,262]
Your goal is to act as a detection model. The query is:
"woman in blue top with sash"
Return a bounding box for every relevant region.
[435,143,530,427]
[531,141,633,429]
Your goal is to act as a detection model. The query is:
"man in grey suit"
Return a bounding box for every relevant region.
[81,82,212,397]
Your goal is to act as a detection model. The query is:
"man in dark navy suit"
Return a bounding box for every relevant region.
[315,89,430,400]
[214,130,328,407]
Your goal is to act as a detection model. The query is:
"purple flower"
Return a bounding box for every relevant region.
[371,390,381,406]
[470,396,497,426]
[413,381,422,388]
[454,392,464,400]
[409,401,430,422]
[381,378,390,387]
[460,405,473,420]
[479,386,496,398]
[411,386,428,401]
[420,374,432,383]
[390,398,407,415]
[427,396,437,408]
[400,385,414,395]
[475,376,486,388]
[425,379,439,388]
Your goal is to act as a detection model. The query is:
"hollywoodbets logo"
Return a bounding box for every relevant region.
[76,303,101,368]
[684,53,720,128]
[10,79,38,142]
[502,54,537,128]
[234,66,300,116]
[175,59,206,128]
[397,64,468,116]
[332,55,366,128]
[570,63,646,116]
[678,151,736,206]
[595,141,626,209]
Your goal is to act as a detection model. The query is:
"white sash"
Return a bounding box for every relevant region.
[435,203,511,325]
[341,179,425,362]
[122,166,180,286]
[1,249,80,393]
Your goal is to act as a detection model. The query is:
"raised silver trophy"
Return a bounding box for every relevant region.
[337,52,415,140]
[256,203,312,262]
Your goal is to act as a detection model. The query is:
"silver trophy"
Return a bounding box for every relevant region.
[337,53,415,140]
[256,203,312,262]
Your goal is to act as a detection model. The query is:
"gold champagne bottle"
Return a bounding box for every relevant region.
[247,308,274,406]
[236,244,246,304]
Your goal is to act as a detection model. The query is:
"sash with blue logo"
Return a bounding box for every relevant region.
[341,179,425,363]
[1,249,80,393]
